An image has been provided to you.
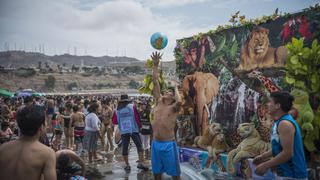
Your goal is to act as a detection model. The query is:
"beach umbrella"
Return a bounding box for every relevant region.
[16,91,33,97]
[0,88,14,98]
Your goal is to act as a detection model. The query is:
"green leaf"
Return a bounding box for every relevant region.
[216,34,226,52]
[311,82,320,93]
[285,75,295,84]
[145,59,153,69]
[294,80,305,89]
[138,87,145,94]
[290,55,299,65]
[230,41,238,59]
[312,39,319,50]
[149,82,154,90]
[143,75,152,84]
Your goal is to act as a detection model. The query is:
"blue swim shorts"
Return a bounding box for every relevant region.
[151,140,181,176]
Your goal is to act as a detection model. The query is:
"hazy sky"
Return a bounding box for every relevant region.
[0,0,318,61]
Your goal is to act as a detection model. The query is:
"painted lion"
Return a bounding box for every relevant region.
[206,125,230,171]
[193,123,221,149]
[227,123,270,176]
[236,27,287,71]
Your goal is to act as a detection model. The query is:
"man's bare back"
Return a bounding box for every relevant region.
[47,99,54,108]
[0,138,56,180]
[152,99,178,141]
[71,112,85,127]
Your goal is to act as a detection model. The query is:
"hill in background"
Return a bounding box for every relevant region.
[0,51,176,93]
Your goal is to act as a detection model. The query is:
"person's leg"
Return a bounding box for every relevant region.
[139,134,146,161]
[145,135,151,159]
[88,152,93,163]
[154,174,162,180]
[70,127,74,149]
[162,141,181,178]
[64,127,70,148]
[172,176,181,180]
[75,136,79,152]
[131,133,144,162]
[46,114,53,133]
[93,150,97,159]
[121,134,130,166]
[100,123,106,148]
[152,140,163,178]
[56,134,62,150]
[106,126,114,151]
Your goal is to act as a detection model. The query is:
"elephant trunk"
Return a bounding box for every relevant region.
[196,98,205,136]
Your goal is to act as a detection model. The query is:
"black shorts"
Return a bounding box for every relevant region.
[121,132,143,155]
[54,129,63,135]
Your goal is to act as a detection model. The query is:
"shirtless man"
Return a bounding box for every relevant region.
[71,105,85,152]
[0,105,56,180]
[100,99,114,152]
[150,52,182,180]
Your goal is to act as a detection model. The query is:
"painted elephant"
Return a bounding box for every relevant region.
[182,71,219,136]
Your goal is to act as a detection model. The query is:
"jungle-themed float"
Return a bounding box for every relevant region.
[174,4,320,179]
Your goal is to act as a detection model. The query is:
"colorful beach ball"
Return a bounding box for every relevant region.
[150,32,168,50]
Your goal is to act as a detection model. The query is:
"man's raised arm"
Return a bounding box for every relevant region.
[151,52,162,104]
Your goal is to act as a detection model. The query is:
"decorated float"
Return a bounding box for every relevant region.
[174,4,320,179]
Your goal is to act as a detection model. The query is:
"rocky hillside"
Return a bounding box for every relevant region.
[0,51,176,92]
[0,51,142,68]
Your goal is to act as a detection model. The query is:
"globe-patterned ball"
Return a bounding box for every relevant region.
[150,32,168,50]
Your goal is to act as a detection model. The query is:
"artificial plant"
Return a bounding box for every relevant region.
[285,37,320,152]
[138,59,167,95]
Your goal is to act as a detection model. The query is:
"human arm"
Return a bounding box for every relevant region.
[255,120,295,175]
[151,52,162,104]
[43,149,57,180]
[253,149,272,165]
[133,104,141,128]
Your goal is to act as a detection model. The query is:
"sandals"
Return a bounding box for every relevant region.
[137,163,149,171]
[124,165,131,171]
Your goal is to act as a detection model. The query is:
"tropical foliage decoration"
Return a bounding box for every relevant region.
[138,59,167,95]
[285,37,320,152]
[285,38,320,98]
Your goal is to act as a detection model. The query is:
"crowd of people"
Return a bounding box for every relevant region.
[0,93,155,179]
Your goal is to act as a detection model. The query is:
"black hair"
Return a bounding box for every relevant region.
[57,153,70,169]
[65,101,73,110]
[101,99,111,105]
[88,102,99,113]
[72,105,79,112]
[16,105,45,136]
[56,153,70,180]
[58,107,65,114]
[24,96,33,103]
[270,91,294,112]
[84,99,90,108]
